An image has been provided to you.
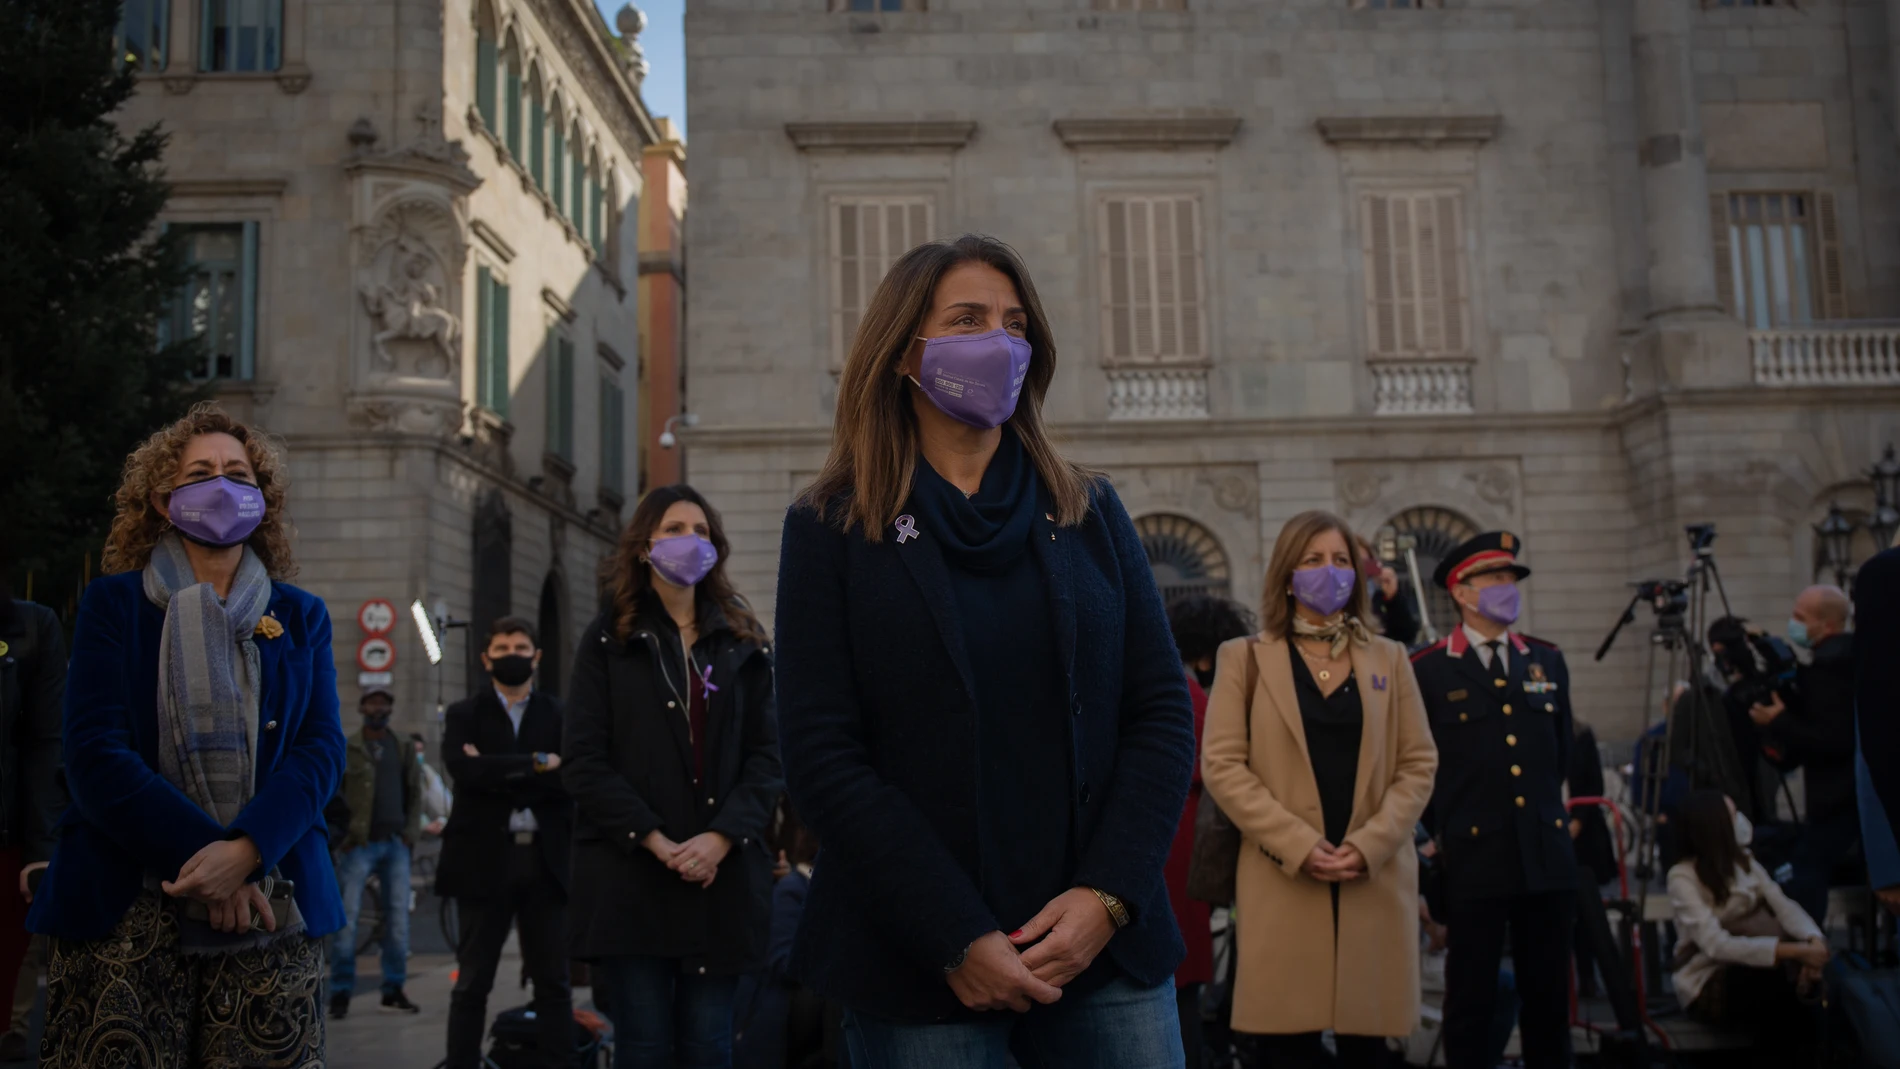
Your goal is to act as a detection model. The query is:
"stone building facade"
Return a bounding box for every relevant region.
[683,0,1900,742]
[114,0,675,736]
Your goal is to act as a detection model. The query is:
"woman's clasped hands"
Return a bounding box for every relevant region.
[160,835,277,934]
[642,828,731,888]
[1300,840,1368,883]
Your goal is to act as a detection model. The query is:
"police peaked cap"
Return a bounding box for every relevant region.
[1432,531,1533,590]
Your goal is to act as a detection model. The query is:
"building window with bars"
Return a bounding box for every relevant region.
[201,0,282,72]
[117,0,169,71]
[1098,195,1207,365]
[599,375,626,496]
[475,266,511,417]
[1360,190,1471,358]
[1711,191,1844,329]
[546,330,575,461]
[830,196,934,365]
[163,223,259,380]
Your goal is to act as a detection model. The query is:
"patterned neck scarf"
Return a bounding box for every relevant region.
[1291,611,1372,659]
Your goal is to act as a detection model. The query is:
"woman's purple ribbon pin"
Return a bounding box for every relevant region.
[1372,674,1388,691]
[894,515,920,544]
[700,664,719,695]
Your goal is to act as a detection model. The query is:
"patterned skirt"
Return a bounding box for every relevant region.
[41,892,325,1069]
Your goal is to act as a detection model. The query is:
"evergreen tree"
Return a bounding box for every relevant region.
[0,0,205,613]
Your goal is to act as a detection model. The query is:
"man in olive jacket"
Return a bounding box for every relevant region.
[329,685,422,1019]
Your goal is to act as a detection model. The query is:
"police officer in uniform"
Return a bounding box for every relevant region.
[1412,532,1576,1069]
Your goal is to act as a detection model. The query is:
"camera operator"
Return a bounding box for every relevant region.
[1747,585,1856,926]
[1706,617,1799,828]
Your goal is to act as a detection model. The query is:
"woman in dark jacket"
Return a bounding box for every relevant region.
[29,402,344,1068]
[775,234,1196,1067]
[563,484,782,1069]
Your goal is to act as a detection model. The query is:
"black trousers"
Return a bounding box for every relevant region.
[1252,1031,1387,1069]
[445,842,572,1069]
[1442,890,1573,1069]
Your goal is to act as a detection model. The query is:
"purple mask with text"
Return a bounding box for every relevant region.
[648,534,718,589]
[168,476,265,548]
[911,329,1032,429]
[1291,564,1357,618]
[1476,583,1521,625]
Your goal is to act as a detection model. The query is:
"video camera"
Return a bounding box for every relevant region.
[1707,616,1800,715]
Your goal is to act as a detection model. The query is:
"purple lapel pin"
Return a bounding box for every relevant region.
[895,515,920,544]
[1372,674,1388,691]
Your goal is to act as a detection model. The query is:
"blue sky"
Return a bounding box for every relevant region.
[594,0,687,137]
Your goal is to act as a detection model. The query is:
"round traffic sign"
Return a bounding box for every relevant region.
[357,599,398,636]
[356,636,396,673]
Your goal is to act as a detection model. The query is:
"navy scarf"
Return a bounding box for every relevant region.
[909,429,1038,574]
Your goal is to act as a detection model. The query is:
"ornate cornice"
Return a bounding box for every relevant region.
[1315,115,1502,148]
[1052,116,1241,151]
[523,0,661,153]
[784,121,978,153]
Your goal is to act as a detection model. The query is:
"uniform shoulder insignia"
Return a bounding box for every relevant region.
[1410,638,1449,664]
[1521,634,1560,650]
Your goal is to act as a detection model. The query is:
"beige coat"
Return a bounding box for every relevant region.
[1201,633,1438,1037]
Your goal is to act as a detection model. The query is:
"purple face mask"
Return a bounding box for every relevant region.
[648,534,718,589]
[1475,583,1521,625]
[167,476,265,548]
[1290,564,1358,618]
[910,329,1032,429]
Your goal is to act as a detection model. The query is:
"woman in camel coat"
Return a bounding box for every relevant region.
[1201,510,1438,1067]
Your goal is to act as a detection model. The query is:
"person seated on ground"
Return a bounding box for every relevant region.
[1667,789,1828,1065]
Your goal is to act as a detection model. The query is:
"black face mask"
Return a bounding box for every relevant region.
[362,713,391,733]
[489,654,535,687]
[1193,665,1217,691]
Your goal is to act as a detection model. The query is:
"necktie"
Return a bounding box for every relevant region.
[1485,640,1506,679]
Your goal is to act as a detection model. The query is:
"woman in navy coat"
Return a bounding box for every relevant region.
[28,402,344,1069]
[775,234,1196,1068]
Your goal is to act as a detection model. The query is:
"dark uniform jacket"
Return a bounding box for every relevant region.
[438,689,572,899]
[1414,627,1577,902]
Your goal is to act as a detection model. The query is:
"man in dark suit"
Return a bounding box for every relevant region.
[440,616,573,1069]
[1411,532,1576,1069]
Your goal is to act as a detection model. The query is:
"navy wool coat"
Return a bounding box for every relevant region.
[774,479,1196,1022]
[28,571,347,941]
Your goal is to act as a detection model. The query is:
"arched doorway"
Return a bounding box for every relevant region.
[1135,513,1231,606]
[1375,505,1479,637]
[537,571,565,697]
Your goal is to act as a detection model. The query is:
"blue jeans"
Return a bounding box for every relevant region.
[330,839,410,998]
[594,955,741,1069]
[845,976,1184,1069]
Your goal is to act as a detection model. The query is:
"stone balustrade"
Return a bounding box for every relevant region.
[1750,326,1900,387]
[1106,367,1210,420]
[1370,360,1474,416]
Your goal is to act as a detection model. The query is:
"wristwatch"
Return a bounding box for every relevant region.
[1088,887,1131,929]
[943,940,974,974]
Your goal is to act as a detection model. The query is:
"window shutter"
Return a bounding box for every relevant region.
[491,281,510,419]
[1815,190,1846,321]
[1360,190,1469,358]
[1709,194,1736,318]
[551,123,566,215]
[529,94,545,188]
[560,337,575,459]
[476,268,494,410]
[571,139,585,226]
[239,220,258,380]
[1364,195,1396,354]
[475,34,497,129]
[830,196,935,366]
[1099,195,1206,363]
[504,64,522,157]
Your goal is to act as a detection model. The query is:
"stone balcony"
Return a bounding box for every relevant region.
[1749,324,1900,387]
[1370,359,1474,416]
[1106,366,1210,420]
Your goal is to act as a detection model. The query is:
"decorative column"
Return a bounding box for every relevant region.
[1629,0,1746,389]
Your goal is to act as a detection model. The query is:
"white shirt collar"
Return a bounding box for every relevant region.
[1463,623,1511,668]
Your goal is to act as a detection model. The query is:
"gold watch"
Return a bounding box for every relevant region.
[1087,887,1130,929]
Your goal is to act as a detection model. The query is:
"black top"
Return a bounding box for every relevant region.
[1288,645,1363,846]
[366,734,407,842]
[911,432,1076,944]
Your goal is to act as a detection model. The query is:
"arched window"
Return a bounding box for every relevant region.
[569,123,586,229]
[549,99,567,217]
[537,571,565,697]
[1135,514,1231,605]
[474,2,498,130]
[526,67,545,189]
[1375,505,1479,636]
[501,31,523,159]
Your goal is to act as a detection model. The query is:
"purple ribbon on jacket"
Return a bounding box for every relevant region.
[700,664,719,695]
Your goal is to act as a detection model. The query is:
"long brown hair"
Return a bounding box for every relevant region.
[101,401,297,579]
[605,484,764,644]
[1260,510,1372,638]
[797,234,1093,539]
[1677,789,1749,905]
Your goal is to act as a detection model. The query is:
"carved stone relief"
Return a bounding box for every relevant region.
[1332,458,1523,541]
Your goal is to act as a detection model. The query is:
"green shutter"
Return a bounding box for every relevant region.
[530,99,545,188]
[570,145,584,227]
[238,220,258,380]
[590,177,604,256]
[504,66,522,158]
[551,124,566,216]
[475,267,493,409]
[599,380,624,493]
[559,338,575,460]
[475,34,497,129]
[491,282,510,419]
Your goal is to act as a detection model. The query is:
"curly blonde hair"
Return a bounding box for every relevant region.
[101,401,297,579]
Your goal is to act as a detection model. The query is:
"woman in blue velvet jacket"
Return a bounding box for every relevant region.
[28,402,344,1069]
[776,235,1196,1068]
